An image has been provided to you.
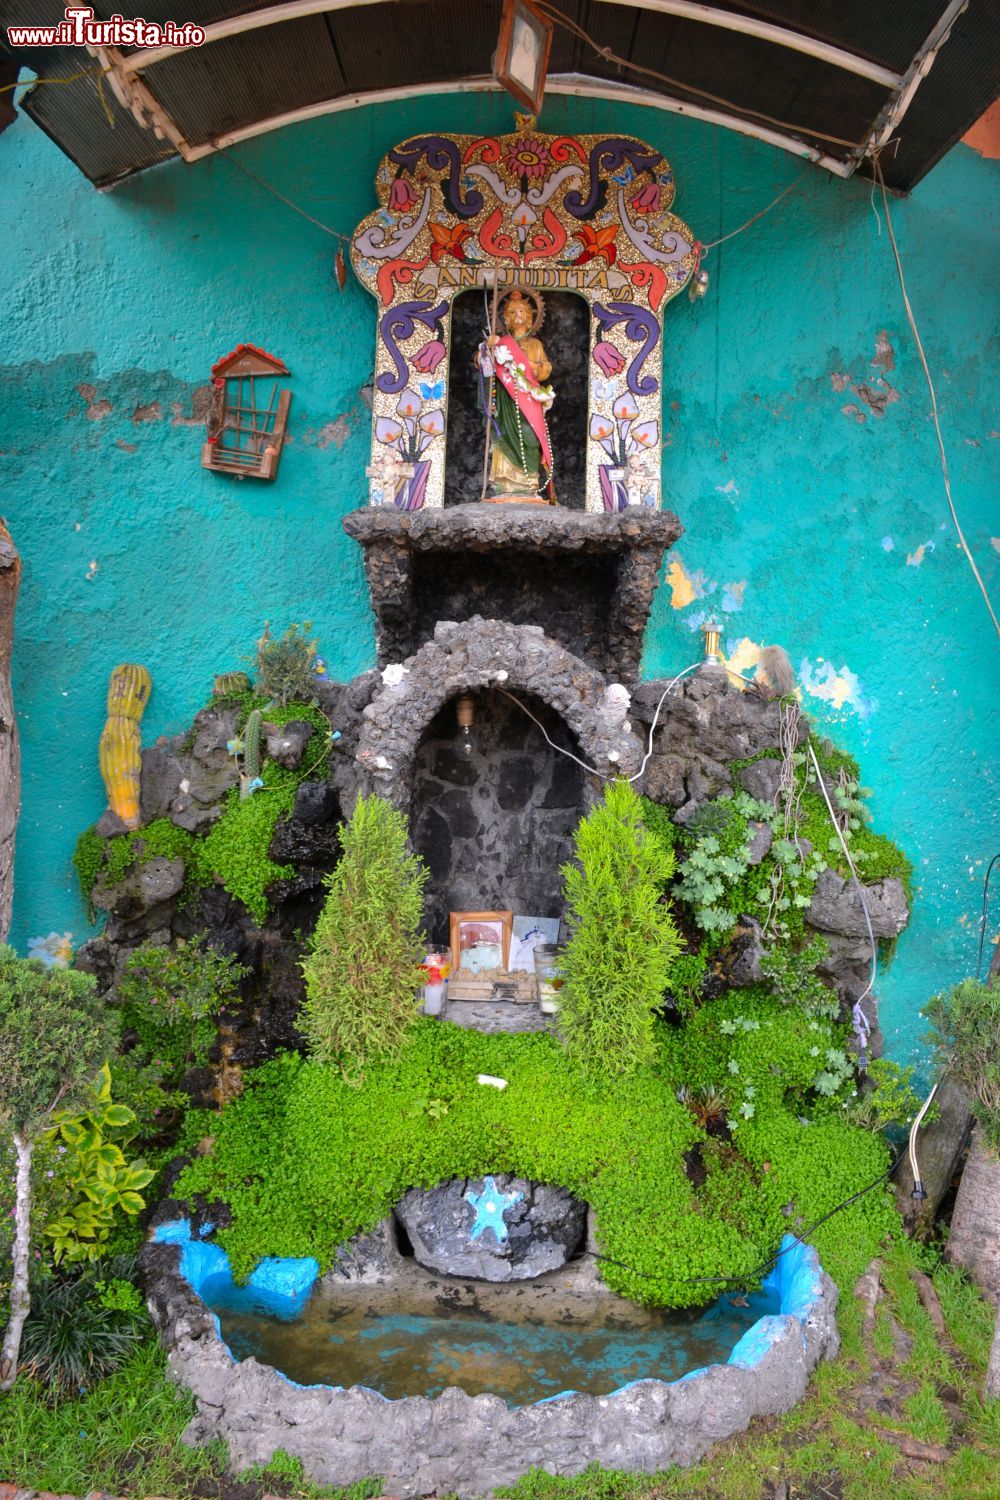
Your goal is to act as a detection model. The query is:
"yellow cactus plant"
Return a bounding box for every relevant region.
[105,662,150,721]
[99,664,150,828]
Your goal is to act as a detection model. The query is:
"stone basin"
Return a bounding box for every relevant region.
[142,1213,839,1498]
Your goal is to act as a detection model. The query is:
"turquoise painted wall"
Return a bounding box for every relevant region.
[2,92,997,1067]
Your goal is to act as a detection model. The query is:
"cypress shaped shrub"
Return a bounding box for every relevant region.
[300,794,428,1068]
[558,779,681,1075]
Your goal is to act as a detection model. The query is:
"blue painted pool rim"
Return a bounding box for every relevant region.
[152,1216,825,1405]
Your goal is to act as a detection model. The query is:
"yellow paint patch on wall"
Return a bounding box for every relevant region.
[666,557,697,609]
[907,544,927,567]
[722,636,763,690]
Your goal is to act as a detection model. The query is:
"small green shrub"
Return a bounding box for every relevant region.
[20,1260,148,1393]
[300,794,428,1068]
[71,828,105,919]
[759,935,838,1017]
[845,1058,929,1135]
[637,795,677,859]
[114,939,244,1088]
[924,978,1000,1150]
[558,781,681,1075]
[664,950,707,1016]
[254,621,319,707]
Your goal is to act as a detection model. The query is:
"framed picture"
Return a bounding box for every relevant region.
[494,0,554,117]
[450,910,513,975]
[509,915,560,972]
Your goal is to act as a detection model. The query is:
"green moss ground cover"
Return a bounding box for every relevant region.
[176,1003,897,1304]
[72,699,332,927]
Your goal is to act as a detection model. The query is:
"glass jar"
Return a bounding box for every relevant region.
[533,944,564,1015]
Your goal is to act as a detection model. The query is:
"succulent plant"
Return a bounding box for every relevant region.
[242,708,263,781]
[98,664,150,828]
[213,670,252,698]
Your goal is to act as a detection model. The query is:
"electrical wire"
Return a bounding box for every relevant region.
[976,852,1000,981]
[216,145,352,244]
[0,66,102,93]
[807,740,876,1066]
[907,1082,939,1198]
[497,661,702,785]
[700,168,812,252]
[873,154,1000,640]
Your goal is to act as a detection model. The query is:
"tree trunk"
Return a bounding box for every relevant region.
[0,518,21,942]
[946,1125,1000,1305]
[987,1306,1000,1400]
[0,1131,33,1391]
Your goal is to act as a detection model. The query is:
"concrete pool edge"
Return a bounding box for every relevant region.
[141,1214,840,1497]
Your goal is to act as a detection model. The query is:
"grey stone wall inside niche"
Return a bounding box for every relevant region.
[444,288,591,508]
[412,689,584,945]
[411,549,618,672]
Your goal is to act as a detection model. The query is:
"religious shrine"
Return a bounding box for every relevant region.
[351,119,701,512]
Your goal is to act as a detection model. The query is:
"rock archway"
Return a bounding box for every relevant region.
[356,617,644,810]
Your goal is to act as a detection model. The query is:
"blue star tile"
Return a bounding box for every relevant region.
[464,1176,523,1244]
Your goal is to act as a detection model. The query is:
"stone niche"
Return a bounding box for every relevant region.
[412,688,584,945]
[342,504,682,680]
[444,289,591,509]
[345,505,680,941]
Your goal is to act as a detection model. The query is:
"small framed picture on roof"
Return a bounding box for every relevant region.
[494,0,554,117]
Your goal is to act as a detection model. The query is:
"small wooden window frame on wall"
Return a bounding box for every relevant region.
[202,344,292,480]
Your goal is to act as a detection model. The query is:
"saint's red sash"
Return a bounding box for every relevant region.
[492,335,553,471]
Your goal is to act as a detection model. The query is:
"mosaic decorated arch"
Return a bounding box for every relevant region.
[350,122,699,513]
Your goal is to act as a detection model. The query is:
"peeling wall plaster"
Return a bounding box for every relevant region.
[1,93,997,1069]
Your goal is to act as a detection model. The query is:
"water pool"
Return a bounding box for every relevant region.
[202,1274,780,1404]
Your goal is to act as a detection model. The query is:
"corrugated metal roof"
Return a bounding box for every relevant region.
[2,0,997,190]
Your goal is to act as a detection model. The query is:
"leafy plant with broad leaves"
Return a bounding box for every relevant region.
[300,793,428,1068]
[42,1064,155,1266]
[557,780,682,1075]
[0,947,116,1391]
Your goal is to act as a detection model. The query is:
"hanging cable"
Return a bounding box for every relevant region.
[807,740,876,1068]
[700,168,813,252]
[498,662,702,785]
[907,1083,940,1200]
[873,154,999,640]
[216,145,352,246]
[976,852,1000,982]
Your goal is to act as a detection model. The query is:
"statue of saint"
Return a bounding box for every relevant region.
[477,288,555,503]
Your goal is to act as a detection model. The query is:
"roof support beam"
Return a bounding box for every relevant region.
[852,0,970,167]
[178,72,853,177]
[122,0,902,90]
[88,41,194,157]
[121,0,392,72]
[592,0,902,88]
